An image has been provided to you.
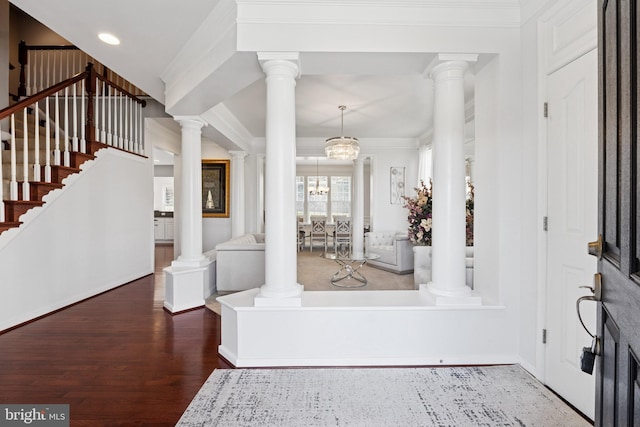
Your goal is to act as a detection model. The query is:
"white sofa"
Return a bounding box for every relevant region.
[215,233,265,291]
[364,231,414,274]
[413,246,474,289]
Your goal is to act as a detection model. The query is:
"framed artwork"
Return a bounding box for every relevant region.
[202,159,230,217]
[390,166,405,205]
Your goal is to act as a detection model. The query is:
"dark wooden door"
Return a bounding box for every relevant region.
[597,0,640,425]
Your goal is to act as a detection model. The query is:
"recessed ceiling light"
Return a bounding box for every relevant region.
[98,33,120,45]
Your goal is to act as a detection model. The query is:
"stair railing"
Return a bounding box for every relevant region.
[0,63,146,223]
[17,40,146,98]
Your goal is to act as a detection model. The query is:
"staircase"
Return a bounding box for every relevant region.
[0,63,146,236]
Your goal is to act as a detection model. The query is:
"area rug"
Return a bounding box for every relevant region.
[176,365,590,426]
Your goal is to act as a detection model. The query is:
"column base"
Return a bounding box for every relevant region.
[254,283,304,307]
[164,262,213,313]
[420,282,482,306]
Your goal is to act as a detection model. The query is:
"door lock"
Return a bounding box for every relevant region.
[587,234,603,259]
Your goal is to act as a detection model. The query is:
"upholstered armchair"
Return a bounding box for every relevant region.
[215,234,265,291]
[413,246,474,290]
[364,231,414,274]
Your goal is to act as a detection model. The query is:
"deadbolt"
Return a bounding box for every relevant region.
[587,234,603,259]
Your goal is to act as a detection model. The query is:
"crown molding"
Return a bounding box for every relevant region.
[237,0,521,28]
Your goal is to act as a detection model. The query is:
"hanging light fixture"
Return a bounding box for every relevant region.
[309,159,330,196]
[325,105,360,160]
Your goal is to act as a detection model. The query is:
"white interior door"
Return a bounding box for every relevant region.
[545,48,598,419]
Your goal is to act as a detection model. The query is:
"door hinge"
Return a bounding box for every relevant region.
[543,216,548,231]
[542,329,547,344]
[543,102,548,118]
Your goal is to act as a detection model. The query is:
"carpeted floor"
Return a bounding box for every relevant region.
[176,365,590,426]
[205,250,415,315]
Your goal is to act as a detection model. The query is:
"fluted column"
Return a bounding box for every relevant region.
[425,55,479,303]
[172,116,208,268]
[255,52,303,306]
[229,151,247,237]
[352,158,365,255]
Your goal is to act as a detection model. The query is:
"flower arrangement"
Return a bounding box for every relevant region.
[402,180,474,246]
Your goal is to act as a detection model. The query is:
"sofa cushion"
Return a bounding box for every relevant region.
[228,234,257,245]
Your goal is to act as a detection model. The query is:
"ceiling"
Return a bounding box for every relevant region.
[10,0,486,151]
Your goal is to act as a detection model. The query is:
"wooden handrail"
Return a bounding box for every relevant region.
[0,72,86,120]
[18,40,147,98]
[1,63,146,122]
[96,74,147,107]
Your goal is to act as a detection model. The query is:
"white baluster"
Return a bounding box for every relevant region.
[44,97,51,182]
[64,87,70,167]
[72,82,78,152]
[59,51,63,85]
[124,95,129,151]
[22,108,30,201]
[54,92,61,166]
[113,89,119,148]
[46,51,50,89]
[100,80,106,142]
[118,90,123,149]
[107,85,112,145]
[94,78,100,141]
[65,54,70,87]
[139,101,143,154]
[33,100,41,182]
[132,102,136,153]
[80,79,86,153]
[39,51,44,93]
[9,114,18,201]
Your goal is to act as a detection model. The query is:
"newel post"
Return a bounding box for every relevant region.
[18,41,27,97]
[85,63,96,150]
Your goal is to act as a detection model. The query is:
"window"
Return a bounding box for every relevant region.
[331,176,351,218]
[296,176,305,218]
[308,176,329,217]
[296,173,351,221]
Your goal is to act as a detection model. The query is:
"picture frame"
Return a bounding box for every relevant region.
[390,166,405,205]
[202,159,230,217]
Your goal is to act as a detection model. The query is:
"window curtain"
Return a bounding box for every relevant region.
[417,145,432,185]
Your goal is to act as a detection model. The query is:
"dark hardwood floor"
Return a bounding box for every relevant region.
[0,244,232,426]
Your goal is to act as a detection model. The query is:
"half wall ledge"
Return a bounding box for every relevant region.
[217,289,513,368]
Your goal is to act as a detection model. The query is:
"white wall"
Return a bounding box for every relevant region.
[202,140,232,251]
[367,142,419,233]
[0,149,153,331]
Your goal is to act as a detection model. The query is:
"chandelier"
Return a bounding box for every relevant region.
[325,105,360,160]
[309,159,329,196]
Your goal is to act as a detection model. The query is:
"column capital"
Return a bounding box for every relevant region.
[173,116,207,130]
[423,53,478,80]
[258,52,301,79]
[229,150,248,159]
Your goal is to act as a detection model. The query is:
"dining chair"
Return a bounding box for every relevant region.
[334,216,352,254]
[309,216,328,252]
[297,216,307,251]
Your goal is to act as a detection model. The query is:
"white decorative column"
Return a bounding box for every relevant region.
[424,54,480,305]
[352,157,365,255]
[229,151,247,237]
[164,116,213,313]
[255,52,303,306]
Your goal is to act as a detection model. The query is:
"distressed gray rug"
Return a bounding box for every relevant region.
[177,365,590,426]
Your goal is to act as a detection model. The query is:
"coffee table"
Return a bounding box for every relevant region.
[321,251,380,288]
